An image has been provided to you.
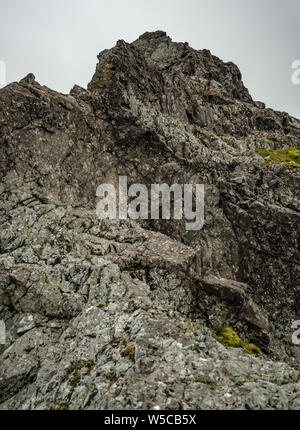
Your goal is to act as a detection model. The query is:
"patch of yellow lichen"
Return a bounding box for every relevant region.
[211,327,261,356]
[257,147,300,169]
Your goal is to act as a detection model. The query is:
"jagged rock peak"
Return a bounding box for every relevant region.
[19,73,36,85]
[86,31,300,137]
[0,30,300,411]
[89,29,253,106]
[137,30,171,41]
[139,30,168,38]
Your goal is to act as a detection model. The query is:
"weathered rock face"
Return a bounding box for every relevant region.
[0,31,300,410]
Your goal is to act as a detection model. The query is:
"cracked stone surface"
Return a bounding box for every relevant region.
[0,31,299,410]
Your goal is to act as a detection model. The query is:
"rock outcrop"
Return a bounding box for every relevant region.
[0,31,299,410]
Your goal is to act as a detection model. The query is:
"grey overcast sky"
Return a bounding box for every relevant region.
[0,0,299,118]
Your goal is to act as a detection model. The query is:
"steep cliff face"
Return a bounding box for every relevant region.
[0,32,300,410]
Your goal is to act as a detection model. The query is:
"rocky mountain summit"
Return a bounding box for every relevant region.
[0,31,300,410]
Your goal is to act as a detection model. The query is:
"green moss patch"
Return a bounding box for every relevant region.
[266,135,276,141]
[211,327,261,356]
[235,380,247,387]
[257,147,300,169]
[196,379,217,389]
[193,127,206,142]
[122,343,136,362]
[55,360,96,410]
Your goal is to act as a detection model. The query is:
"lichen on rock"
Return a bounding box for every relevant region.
[0,31,300,411]
[257,146,300,169]
[211,327,261,356]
